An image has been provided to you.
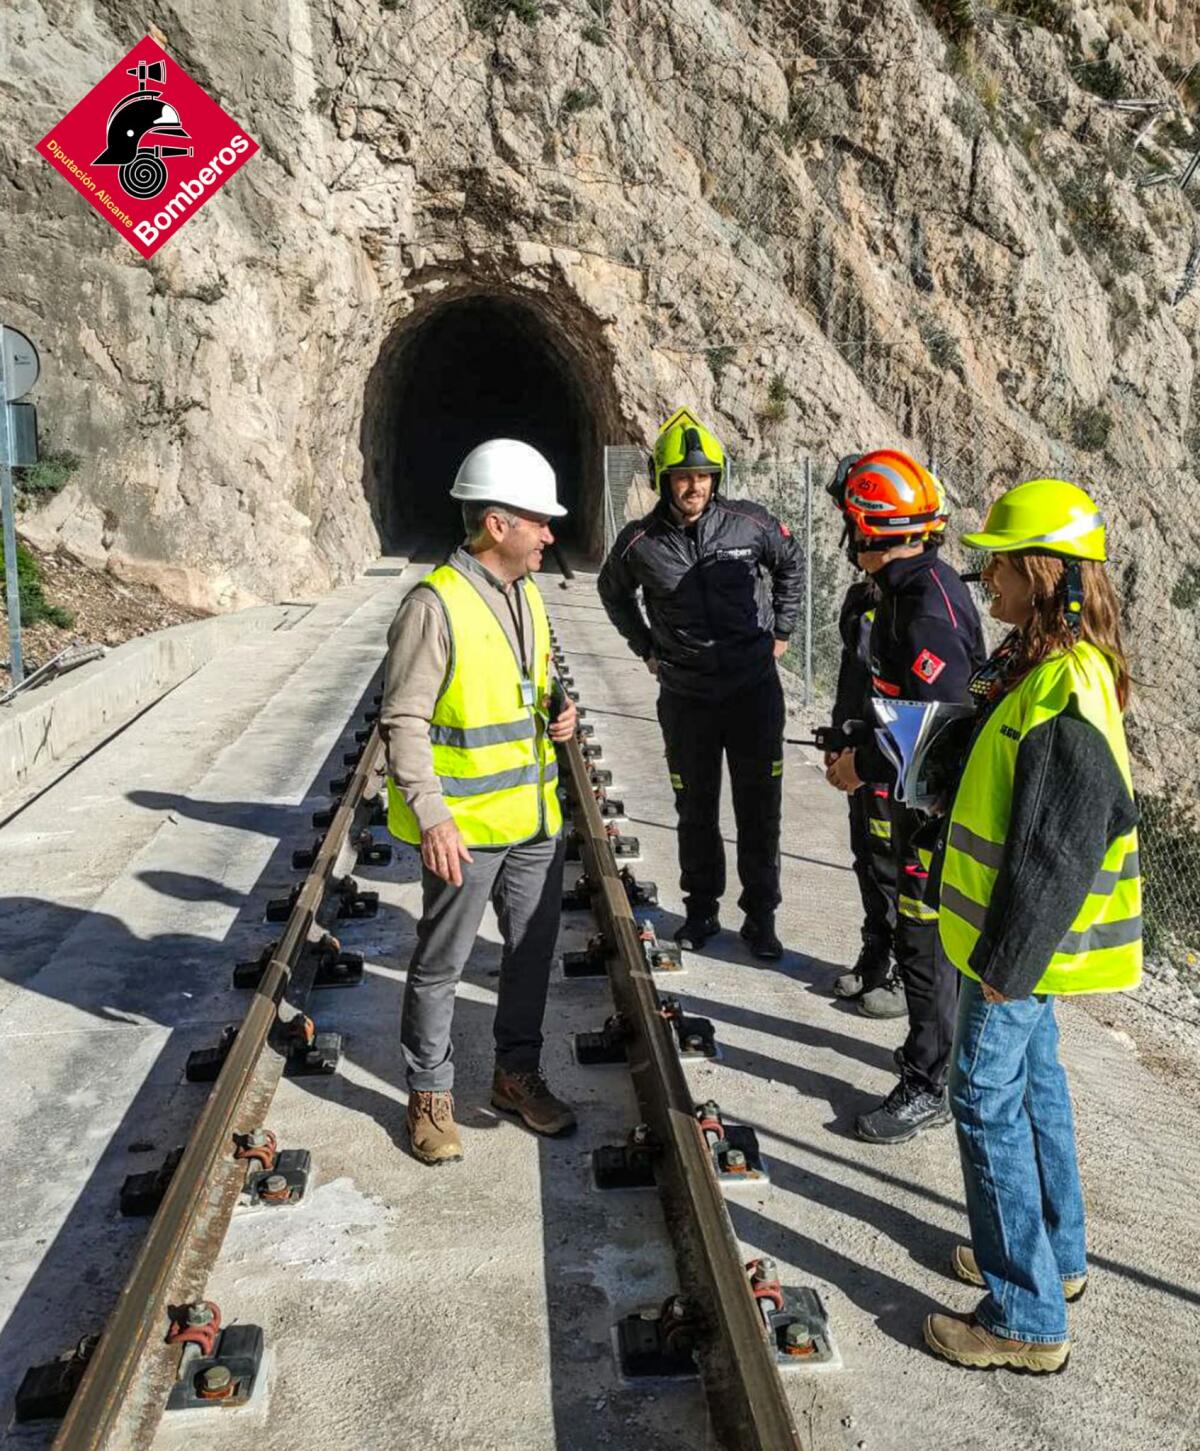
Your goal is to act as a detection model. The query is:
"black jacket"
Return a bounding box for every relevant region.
[832,578,879,731]
[597,496,803,700]
[856,548,986,783]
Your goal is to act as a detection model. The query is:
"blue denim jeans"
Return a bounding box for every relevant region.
[948,979,1088,1343]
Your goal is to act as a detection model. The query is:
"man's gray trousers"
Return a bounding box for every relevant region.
[401,835,565,1092]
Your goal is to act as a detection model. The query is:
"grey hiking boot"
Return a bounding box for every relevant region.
[492,1066,577,1136]
[406,1090,463,1166]
[859,976,908,1018]
[833,942,892,998]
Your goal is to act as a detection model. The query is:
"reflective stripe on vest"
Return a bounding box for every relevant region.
[386,564,563,848]
[939,642,1142,995]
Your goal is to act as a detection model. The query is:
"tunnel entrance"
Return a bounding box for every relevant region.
[363,291,620,557]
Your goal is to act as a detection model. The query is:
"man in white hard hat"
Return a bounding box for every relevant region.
[380,438,578,1166]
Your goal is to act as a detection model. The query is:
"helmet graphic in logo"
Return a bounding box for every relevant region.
[92,58,194,199]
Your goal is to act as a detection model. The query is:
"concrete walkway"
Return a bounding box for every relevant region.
[2,561,1197,1451]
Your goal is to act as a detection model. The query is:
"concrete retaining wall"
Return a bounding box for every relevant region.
[0,605,302,800]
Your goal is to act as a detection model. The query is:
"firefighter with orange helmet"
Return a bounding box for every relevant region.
[826,449,985,1143]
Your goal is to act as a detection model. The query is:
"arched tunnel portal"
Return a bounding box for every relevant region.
[362,291,624,559]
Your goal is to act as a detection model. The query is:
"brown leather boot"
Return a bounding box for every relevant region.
[923,1311,1070,1374]
[952,1245,1087,1303]
[491,1066,576,1136]
[406,1090,463,1166]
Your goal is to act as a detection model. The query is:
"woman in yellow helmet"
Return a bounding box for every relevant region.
[923,479,1141,1375]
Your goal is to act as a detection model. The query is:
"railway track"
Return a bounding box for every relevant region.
[44,678,389,1450]
[21,617,817,1450]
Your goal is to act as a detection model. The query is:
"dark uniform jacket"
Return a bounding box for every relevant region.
[855,548,986,783]
[597,496,803,701]
[832,579,878,732]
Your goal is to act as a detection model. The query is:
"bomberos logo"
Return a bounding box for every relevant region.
[37,36,258,259]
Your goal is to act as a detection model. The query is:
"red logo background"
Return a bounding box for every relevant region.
[36,36,258,258]
[911,649,947,684]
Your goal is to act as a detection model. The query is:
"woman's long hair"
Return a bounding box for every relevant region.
[1005,553,1131,710]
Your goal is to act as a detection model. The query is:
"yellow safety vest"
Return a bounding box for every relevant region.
[939,641,1141,995]
[387,564,563,848]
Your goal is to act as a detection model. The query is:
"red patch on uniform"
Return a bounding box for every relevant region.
[872,675,901,697]
[779,522,792,537]
[912,649,946,684]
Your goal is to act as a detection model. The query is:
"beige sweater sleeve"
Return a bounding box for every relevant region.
[379,589,452,833]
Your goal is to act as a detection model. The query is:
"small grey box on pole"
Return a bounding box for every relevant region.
[803,456,813,709]
[1,324,42,689]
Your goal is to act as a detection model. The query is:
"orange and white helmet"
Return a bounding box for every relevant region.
[842,449,946,547]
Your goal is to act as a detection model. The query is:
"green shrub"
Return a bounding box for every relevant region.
[918,314,966,379]
[759,374,789,424]
[1160,114,1198,151]
[1057,172,1132,272]
[1138,791,1200,961]
[925,0,976,42]
[996,0,1069,32]
[582,23,605,44]
[1077,48,1126,102]
[14,450,79,504]
[1072,403,1112,452]
[0,544,74,629]
[561,85,599,115]
[705,345,737,386]
[466,0,537,26]
[1171,562,1200,610]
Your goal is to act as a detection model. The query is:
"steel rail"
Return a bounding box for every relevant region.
[560,734,804,1451]
[53,719,384,1450]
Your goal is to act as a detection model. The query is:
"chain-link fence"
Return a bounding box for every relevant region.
[351,0,1200,972]
[602,446,1200,974]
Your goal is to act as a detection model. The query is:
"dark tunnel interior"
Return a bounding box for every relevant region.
[364,295,606,555]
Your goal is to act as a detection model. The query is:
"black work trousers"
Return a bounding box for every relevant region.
[892,807,958,1093]
[848,783,895,984]
[657,671,784,922]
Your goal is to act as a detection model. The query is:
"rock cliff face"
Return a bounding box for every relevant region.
[2,0,1199,703]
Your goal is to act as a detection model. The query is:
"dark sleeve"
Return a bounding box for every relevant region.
[761,513,803,640]
[597,530,654,661]
[855,612,977,780]
[832,586,871,729]
[969,712,1139,1000]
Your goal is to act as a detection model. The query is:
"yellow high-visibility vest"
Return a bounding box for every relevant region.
[387,564,563,848]
[940,641,1141,994]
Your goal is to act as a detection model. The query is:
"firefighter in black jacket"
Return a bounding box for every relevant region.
[828,575,902,1015]
[826,449,985,1143]
[598,408,803,959]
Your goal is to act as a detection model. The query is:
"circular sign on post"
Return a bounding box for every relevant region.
[1,326,40,403]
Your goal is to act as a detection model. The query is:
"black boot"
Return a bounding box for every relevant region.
[674,913,720,951]
[740,915,783,960]
[856,1074,951,1144]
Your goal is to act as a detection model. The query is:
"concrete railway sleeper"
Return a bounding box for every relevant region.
[28,678,390,1450]
[552,626,825,1451]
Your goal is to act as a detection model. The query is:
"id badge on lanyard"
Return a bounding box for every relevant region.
[519,678,537,709]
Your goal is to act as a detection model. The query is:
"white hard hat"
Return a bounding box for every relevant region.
[450,438,567,518]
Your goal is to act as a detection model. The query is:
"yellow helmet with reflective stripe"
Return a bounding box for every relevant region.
[650,407,726,494]
[962,479,1106,562]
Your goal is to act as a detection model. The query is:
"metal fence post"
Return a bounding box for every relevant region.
[804,456,813,709]
[0,383,22,687]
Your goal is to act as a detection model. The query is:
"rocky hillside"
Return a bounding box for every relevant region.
[2,0,1199,709]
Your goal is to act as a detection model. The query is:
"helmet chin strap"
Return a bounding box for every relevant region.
[1062,559,1085,635]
